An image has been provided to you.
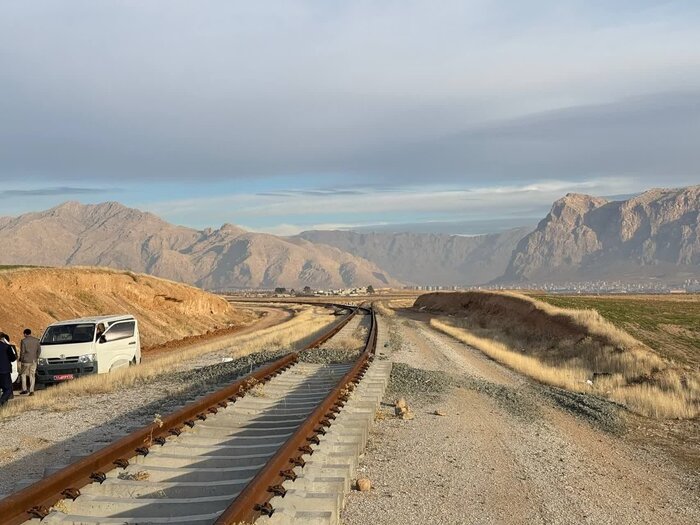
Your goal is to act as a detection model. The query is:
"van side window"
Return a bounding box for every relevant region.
[104,321,135,342]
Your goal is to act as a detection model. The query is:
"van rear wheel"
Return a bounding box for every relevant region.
[129,357,137,367]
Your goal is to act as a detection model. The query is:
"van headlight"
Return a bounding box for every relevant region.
[38,358,48,366]
[78,354,96,363]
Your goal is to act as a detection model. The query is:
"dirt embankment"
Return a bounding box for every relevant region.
[0,267,253,348]
[414,290,640,350]
[414,291,700,419]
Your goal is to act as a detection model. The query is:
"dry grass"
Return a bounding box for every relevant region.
[243,377,267,398]
[337,320,369,351]
[247,383,267,397]
[373,301,396,317]
[118,470,150,481]
[531,294,700,368]
[0,305,337,419]
[374,409,388,421]
[422,291,700,419]
[609,384,699,420]
[389,298,417,309]
[51,499,69,513]
[333,336,364,351]
[431,320,590,390]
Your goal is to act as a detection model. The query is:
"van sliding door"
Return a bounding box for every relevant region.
[100,321,137,372]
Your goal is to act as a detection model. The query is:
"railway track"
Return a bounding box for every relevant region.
[0,304,385,525]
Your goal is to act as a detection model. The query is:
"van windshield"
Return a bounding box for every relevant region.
[41,323,96,345]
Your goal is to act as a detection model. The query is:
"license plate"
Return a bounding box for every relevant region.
[53,374,74,381]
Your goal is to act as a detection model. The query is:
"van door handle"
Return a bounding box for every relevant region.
[128,342,136,345]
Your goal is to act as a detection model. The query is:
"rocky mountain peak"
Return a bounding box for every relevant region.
[501,185,700,283]
[47,200,87,217]
[46,201,173,236]
[217,223,247,236]
[549,193,608,222]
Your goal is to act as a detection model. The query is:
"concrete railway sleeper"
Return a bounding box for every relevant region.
[0,304,378,525]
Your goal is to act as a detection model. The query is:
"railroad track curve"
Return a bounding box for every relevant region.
[0,304,382,525]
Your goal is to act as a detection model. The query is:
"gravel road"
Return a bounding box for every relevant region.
[342,314,700,525]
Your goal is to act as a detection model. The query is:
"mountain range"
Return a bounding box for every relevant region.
[0,185,697,288]
[295,228,529,286]
[502,185,700,283]
[0,201,397,289]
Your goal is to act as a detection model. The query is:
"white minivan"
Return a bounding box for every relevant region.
[37,315,141,385]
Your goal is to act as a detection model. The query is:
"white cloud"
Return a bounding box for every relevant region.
[144,177,649,231]
[1,2,699,182]
[242,221,371,236]
[240,224,305,236]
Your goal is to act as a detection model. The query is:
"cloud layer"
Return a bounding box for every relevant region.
[143,177,653,233]
[1,1,699,186]
[0,186,109,197]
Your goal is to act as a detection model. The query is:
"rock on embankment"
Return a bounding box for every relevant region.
[0,267,248,347]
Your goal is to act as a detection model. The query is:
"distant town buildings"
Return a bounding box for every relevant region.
[402,279,700,294]
[219,286,382,297]
[312,287,371,296]
[219,279,700,296]
[402,285,460,291]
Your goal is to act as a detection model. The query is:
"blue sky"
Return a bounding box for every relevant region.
[1,1,698,234]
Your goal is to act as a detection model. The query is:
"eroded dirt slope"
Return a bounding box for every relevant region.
[0,267,252,347]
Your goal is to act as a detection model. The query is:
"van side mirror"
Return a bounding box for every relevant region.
[99,335,106,344]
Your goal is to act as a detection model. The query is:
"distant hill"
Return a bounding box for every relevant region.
[295,228,529,285]
[0,202,398,289]
[501,186,700,283]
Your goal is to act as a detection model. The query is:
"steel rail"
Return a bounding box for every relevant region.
[0,304,358,525]
[215,306,377,524]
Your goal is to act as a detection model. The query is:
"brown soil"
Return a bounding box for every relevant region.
[0,266,254,347]
[142,325,247,356]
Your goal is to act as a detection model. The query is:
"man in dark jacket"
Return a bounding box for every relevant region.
[19,328,41,395]
[0,332,18,405]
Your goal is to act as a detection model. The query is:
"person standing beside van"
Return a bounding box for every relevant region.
[0,332,17,406]
[19,328,41,396]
